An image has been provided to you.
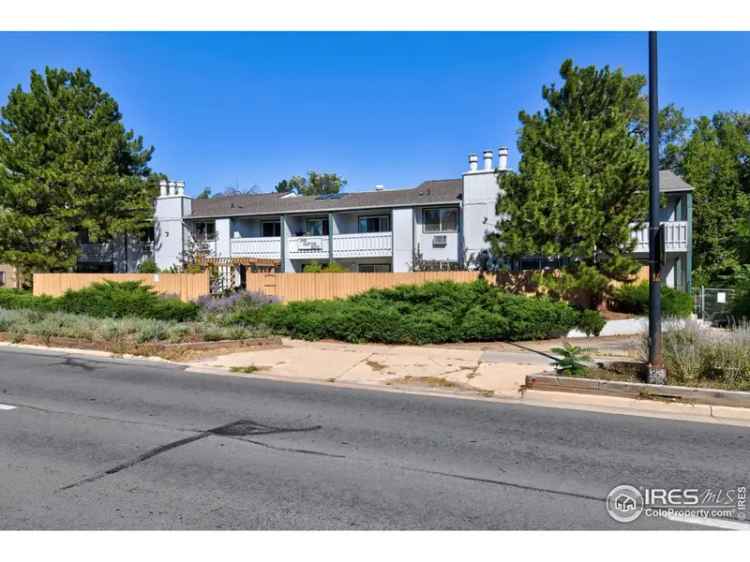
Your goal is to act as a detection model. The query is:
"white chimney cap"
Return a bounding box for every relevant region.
[483,149,493,171]
[159,179,168,197]
[498,146,509,171]
[176,180,185,196]
[468,153,479,172]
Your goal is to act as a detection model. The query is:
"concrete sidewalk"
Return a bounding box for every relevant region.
[3,337,749,426]
[186,337,750,427]
[188,336,638,398]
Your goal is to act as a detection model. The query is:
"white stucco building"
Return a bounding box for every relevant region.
[150,148,507,276]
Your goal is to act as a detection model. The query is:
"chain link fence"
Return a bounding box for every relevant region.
[694,287,736,326]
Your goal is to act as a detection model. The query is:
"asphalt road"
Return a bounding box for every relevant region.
[1,346,748,530]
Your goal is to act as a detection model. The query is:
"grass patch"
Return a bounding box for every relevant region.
[387,375,493,396]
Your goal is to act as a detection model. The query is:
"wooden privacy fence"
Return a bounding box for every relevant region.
[244,271,486,302]
[33,272,210,302]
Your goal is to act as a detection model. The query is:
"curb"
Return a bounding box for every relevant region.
[4,340,750,428]
[525,373,750,408]
[0,333,283,359]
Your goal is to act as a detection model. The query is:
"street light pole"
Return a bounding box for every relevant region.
[648,31,666,384]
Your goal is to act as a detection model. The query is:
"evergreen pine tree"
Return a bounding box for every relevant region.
[492,59,649,301]
[0,67,157,275]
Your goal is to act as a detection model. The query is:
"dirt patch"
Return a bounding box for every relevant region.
[365,359,388,371]
[600,310,636,321]
[229,365,270,374]
[386,375,494,397]
[0,332,283,361]
[579,366,645,383]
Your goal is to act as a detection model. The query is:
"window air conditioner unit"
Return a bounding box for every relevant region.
[432,235,447,248]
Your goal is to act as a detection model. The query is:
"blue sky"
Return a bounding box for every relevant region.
[1,32,749,196]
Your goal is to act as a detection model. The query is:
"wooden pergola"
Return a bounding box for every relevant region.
[198,256,280,273]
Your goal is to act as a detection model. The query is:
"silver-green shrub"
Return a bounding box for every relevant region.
[642,319,750,389]
[0,307,268,345]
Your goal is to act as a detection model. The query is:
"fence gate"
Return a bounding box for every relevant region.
[694,287,735,325]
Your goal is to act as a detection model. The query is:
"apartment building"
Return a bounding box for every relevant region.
[78,147,694,291]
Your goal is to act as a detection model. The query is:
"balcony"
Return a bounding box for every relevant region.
[230,237,281,259]
[288,235,329,259]
[79,242,114,262]
[631,221,688,253]
[332,232,392,258]
[79,240,154,262]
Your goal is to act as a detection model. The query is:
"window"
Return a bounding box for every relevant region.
[262,221,281,237]
[358,215,390,233]
[0,271,5,287]
[423,208,458,233]
[193,221,216,241]
[75,262,114,273]
[358,263,391,273]
[139,226,155,243]
[304,217,329,236]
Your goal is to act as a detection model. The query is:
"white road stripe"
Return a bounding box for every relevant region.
[667,514,750,530]
[0,404,17,411]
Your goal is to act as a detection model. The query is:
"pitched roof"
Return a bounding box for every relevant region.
[186,171,691,220]
[659,170,694,192]
[188,179,462,219]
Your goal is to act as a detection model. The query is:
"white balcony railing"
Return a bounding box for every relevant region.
[631,221,688,253]
[230,237,281,258]
[79,240,154,262]
[288,235,330,258]
[79,242,113,261]
[332,232,392,258]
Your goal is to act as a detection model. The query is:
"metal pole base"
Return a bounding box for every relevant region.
[647,366,667,385]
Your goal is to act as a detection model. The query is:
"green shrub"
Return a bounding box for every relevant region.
[303,260,349,273]
[137,259,160,273]
[577,309,606,337]
[57,281,199,321]
[245,280,580,344]
[303,261,323,273]
[0,289,58,312]
[610,282,692,318]
[731,265,750,320]
[733,293,750,321]
[551,343,592,376]
[0,282,199,322]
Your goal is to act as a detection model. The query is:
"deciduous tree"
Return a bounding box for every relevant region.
[677,112,750,285]
[275,171,346,196]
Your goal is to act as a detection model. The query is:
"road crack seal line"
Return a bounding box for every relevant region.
[398,465,603,503]
[59,432,209,491]
[506,342,559,362]
[3,400,202,434]
[230,437,346,459]
[58,419,322,492]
